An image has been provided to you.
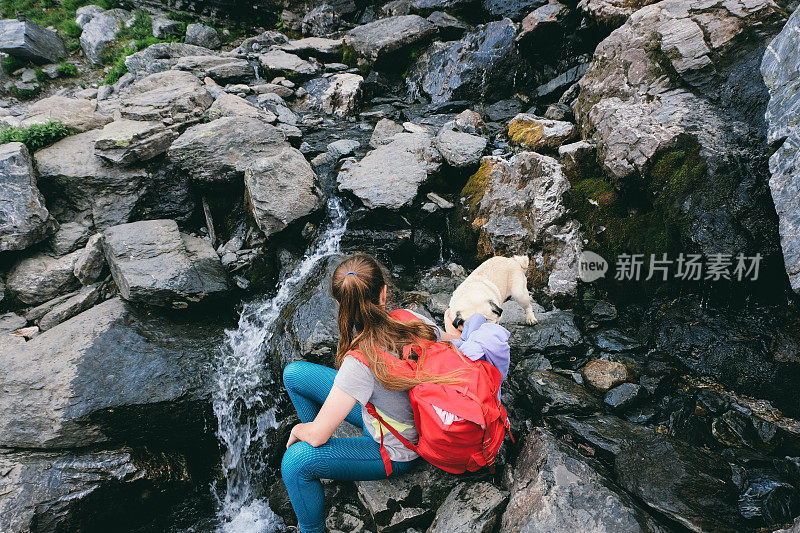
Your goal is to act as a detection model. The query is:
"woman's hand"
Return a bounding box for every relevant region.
[286,423,304,449]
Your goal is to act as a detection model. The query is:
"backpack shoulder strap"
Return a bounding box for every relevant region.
[345,350,369,367]
[390,308,421,323]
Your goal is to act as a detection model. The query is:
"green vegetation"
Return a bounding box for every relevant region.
[100,43,135,85]
[0,121,71,151]
[7,84,41,98]
[2,54,22,74]
[56,61,78,77]
[34,67,48,82]
[100,10,164,85]
[0,0,120,47]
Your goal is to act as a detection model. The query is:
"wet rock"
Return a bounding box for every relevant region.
[501,427,665,532]
[593,329,642,353]
[615,430,741,532]
[483,0,547,21]
[259,50,320,79]
[184,23,220,50]
[428,482,508,533]
[0,447,193,533]
[337,132,442,209]
[506,113,577,152]
[0,142,57,252]
[517,2,569,43]
[454,108,485,134]
[459,152,582,295]
[116,70,213,125]
[38,282,103,331]
[94,119,178,166]
[20,96,111,132]
[173,55,253,83]
[649,295,800,414]
[426,11,467,40]
[34,130,151,229]
[590,300,617,322]
[208,92,276,121]
[575,0,786,261]
[45,223,93,260]
[504,308,582,357]
[101,220,227,309]
[0,19,66,63]
[0,297,224,448]
[344,15,436,66]
[547,414,638,463]
[124,42,221,79]
[605,382,644,409]
[406,18,524,104]
[6,250,81,305]
[168,115,287,185]
[355,462,465,531]
[762,6,800,294]
[233,30,288,54]
[80,9,131,65]
[523,370,601,414]
[583,359,629,392]
[434,122,487,167]
[303,73,363,117]
[280,37,343,59]
[302,5,342,36]
[258,92,298,125]
[370,118,405,147]
[578,0,657,28]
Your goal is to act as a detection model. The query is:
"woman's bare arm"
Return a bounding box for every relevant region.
[286,385,357,448]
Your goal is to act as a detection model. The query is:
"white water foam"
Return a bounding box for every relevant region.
[213,197,347,532]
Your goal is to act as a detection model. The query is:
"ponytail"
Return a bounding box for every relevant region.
[331,254,460,391]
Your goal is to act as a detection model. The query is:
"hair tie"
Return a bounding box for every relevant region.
[345,271,357,277]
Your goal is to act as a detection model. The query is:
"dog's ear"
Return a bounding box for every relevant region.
[489,301,503,317]
[452,311,464,330]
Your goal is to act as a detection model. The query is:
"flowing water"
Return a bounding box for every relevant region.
[212,196,348,532]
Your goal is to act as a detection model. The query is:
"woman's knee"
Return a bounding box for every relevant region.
[283,361,311,391]
[281,441,315,482]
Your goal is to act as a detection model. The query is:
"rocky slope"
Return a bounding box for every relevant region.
[1,0,800,531]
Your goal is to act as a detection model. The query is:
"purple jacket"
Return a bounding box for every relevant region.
[451,314,511,395]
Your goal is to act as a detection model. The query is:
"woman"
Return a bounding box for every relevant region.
[281,253,460,533]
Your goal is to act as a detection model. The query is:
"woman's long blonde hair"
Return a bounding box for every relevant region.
[331,254,458,391]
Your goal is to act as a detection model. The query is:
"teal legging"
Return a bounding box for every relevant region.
[281,361,417,533]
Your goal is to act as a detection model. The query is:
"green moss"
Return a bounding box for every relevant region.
[0,121,71,151]
[341,42,360,68]
[460,158,499,218]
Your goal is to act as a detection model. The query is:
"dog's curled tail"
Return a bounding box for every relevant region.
[512,255,530,271]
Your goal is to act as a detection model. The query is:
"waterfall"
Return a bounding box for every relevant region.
[212,197,347,532]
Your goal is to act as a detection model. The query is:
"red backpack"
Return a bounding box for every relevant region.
[347,309,512,476]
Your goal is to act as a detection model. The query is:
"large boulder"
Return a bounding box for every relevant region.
[20,96,112,132]
[124,42,221,79]
[337,132,442,209]
[0,142,57,252]
[406,18,525,104]
[259,50,321,79]
[102,219,229,308]
[116,70,213,125]
[459,152,582,296]
[434,122,487,167]
[0,297,225,448]
[762,6,800,294]
[344,15,436,66]
[173,54,253,83]
[0,19,65,63]
[501,428,665,532]
[94,118,179,165]
[428,482,508,533]
[578,0,658,28]
[574,0,787,262]
[303,73,363,117]
[0,447,192,533]
[34,130,151,229]
[279,37,343,59]
[184,23,220,49]
[80,9,131,65]
[483,0,547,20]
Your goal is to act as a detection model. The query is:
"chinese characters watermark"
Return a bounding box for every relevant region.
[579,252,762,282]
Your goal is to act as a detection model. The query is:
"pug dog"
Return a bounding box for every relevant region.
[447,255,537,329]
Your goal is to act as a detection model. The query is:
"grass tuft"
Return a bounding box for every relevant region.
[0,121,72,151]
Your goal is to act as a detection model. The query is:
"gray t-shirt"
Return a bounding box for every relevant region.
[333,310,441,462]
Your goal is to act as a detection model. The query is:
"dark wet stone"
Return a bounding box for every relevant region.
[593,329,643,353]
[484,98,523,122]
[604,382,645,409]
[522,370,602,415]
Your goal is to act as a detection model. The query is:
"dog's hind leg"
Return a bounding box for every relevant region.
[511,269,538,325]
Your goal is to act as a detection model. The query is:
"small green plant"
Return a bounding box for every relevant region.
[100,44,135,85]
[8,84,41,99]
[0,121,71,151]
[34,67,48,82]
[62,19,82,38]
[2,54,22,74]
[56,61,78,77]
